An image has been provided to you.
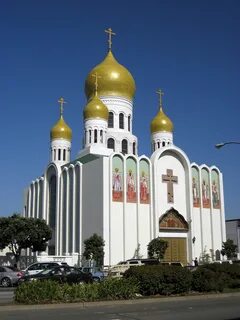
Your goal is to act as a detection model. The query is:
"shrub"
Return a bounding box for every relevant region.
[15,278,138,304]
[191,267,226,292]
[124,265,192,296]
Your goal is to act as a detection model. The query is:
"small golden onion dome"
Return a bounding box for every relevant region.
[83,94,109,120]
[151,107,174,133]
[85,51,136,101]
[50,116,72,141]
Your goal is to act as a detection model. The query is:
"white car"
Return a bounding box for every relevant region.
[23,261,68,275]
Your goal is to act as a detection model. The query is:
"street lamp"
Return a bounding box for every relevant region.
[215,141,240,149]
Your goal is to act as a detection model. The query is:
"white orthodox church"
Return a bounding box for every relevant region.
[23,29,226,266]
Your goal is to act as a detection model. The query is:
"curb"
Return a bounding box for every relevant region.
[0,292,240,311]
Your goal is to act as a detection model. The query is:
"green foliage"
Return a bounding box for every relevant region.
[15,278,138,304]
[0,214,52,264]
[147,237,168,260]
[83,233,105,266]
[191,266,227,292]
[124,265,192,296]
[98,278,139,300]
[221,239,238,260]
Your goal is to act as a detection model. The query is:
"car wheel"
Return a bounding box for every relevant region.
[1,277,12,287]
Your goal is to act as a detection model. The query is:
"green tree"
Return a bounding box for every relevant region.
[147,237,168,260]
[221,239,238,260]
[83,233,105,266]
[0,214,52,267]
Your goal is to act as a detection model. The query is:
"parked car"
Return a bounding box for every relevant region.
[0,266,23,287]
[79,267,105,282]
[18,265,93,285]
[23,261,68,276]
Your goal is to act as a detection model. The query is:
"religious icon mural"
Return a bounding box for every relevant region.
[201,168,210,208]
[126,157,137,203]
[192,167,200,207]
[139,159,150,204]
[211,170,221,209]
[112,155,123,202]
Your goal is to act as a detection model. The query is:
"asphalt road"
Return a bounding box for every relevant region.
[0,293,240,320]
[0,288,15,305]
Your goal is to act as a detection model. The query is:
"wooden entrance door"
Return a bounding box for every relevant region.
[161,238,187,265]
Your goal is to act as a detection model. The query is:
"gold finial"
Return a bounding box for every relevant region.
[58,97,67,116]
[156,89,164,109]
[104,27,116,50]
[92,72,101,96]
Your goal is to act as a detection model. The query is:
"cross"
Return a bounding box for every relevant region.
[162,169,178,203]
[156,89,164,108]
[92,72,101,95]
[58,97,67,116]
[105,27,116,50]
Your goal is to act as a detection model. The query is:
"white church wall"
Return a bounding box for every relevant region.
[155,152,188,223]
[81,156,104,255]
[212,211,222,254]
[201,210,212,257]
[125,203,138,260]
[192,209,202,259]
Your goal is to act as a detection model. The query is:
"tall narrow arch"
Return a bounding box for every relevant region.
[122,139,128,155]
[119,113,124,129]
[107,138,115,150]
[108,112,114,128]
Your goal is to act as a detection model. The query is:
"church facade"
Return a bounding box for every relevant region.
[23,29,226,266]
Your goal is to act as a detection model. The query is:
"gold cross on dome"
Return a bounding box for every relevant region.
[92,72,101,95]
[156,89,164,108]
[58,97,67,116]
[105,27,116,50]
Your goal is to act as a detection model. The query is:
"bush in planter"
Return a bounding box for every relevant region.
[124,265,192,296]
[98,277,139,300]
[191,267,227,292]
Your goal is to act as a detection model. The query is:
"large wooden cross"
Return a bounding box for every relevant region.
[162,169,178,203]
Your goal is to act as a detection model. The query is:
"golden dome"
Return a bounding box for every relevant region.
[84,94,109,120]
[151,107,174,133]
[50,116,72,141]
[85,51,136,101]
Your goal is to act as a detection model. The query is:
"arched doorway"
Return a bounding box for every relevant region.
[159,208,189,265]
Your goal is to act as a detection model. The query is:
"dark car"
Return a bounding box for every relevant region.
[0,266,24,287]
[18,265,93,285]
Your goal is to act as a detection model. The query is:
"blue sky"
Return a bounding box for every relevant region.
[0,0,239,219]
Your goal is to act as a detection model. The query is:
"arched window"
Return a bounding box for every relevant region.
[107,138,115,150]
[100,130,103,143]
[162,141,165,147]
[119,113,124,129]
[89,130,91,143]
[108,112,114,128]
[63,149,66,161]
[58,149,61,160]
[122,139,128,155]
[94,129,97,143]
[128,115,131,131]
[157,142,160,148]
[133,142,136,155]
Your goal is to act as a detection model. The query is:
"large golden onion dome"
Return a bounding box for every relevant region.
[85,50,136,101]
[84,94,109,120]
[50,116,72,141]
[151,107,174,133]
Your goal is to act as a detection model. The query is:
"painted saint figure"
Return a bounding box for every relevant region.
[127,169,136,201]
[112,167,122,201]
[212,180,220,208]
[140,171,149,203]
[192,177,199,206]
[202,179,210,207]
